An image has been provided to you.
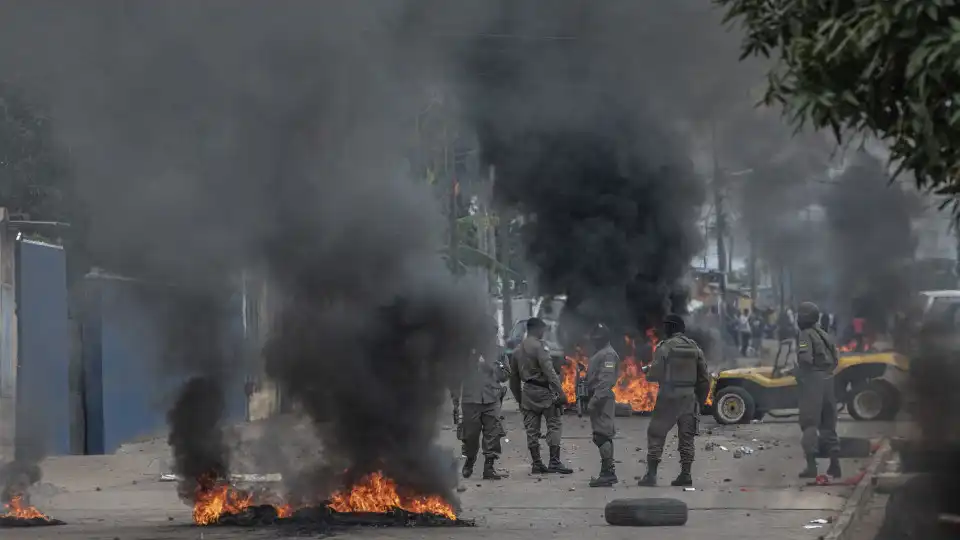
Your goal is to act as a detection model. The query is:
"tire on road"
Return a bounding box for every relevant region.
[604,498,688,527]
[615,402,634,417]
[847,379,900,421]
[712,386,756,425]
[817,436,872,459]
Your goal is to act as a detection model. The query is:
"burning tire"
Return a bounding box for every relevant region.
[847,380,899,421]
[604,498,688,527]
[614,402,634,417]
[712,386,755,425]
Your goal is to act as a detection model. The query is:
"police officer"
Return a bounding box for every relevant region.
[508,317,573,474]
[585,323,620,487]
[457,337,510,480]
[639,314,710,487]
[796,301,841,479]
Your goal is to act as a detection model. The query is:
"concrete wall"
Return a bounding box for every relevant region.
[15,239,71,456]
[0,209,16,460]
[81,274,248,454]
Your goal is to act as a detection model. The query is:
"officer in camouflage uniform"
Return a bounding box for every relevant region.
[585,323,621,487]
[456,339,510,480]
[795,301,841,479]
[639,314,710,487]
[508,317,573,474]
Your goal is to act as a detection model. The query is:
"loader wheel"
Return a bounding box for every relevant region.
[847,380,899,421]
[604,498,688,527]
[712,386,755,425]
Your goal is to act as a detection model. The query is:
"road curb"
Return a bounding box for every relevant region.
[823,438,891,540]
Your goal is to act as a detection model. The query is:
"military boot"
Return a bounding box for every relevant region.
[529,447,549,474]
[798,454,818,479]
[826,456,842,479]
[588,459,618,487]
[671,462,693,487]
[547,445,574,474]
[638,459,659,487]
[481,457,503,480]
[461,455,476,479]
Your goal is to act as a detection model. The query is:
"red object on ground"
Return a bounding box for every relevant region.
[808,470,866,487]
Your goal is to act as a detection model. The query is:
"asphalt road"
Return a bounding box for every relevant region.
[2,397,906,540]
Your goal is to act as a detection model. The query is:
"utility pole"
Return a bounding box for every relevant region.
[748,230,758,307]
[444,119,460,276]
[712,120,728,275]
[493,166,514,340]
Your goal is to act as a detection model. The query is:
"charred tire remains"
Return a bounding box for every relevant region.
[604,498,688,527]
[210,505,474,529]
[712,386,755,425]
[846,380,899,421]
[0,517,66,527]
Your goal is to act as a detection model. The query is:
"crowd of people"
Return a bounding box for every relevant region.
[715,304,869,359]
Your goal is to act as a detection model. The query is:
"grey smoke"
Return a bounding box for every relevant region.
[452,3,706,340]
[0,0,778,509]
[823,154,921,329]
[0,1,488,507]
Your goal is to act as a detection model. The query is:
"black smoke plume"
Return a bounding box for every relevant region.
[823,154,920,333]
[0,1,487,507]
[161,292,234,502]
[455,22,705,343]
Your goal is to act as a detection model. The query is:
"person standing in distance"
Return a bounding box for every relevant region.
[795,301,841,479]
[585,323,621,487]
[638,315,710,487]
[508,318,574,475]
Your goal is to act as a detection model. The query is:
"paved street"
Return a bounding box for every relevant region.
[1,395,904,540]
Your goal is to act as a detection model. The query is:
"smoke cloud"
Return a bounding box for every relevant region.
[0,1,488,506]
[453,7,706,340]
[823,154,920,330]
[0,0,786,509]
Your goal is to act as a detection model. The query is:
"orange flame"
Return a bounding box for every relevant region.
[612,330,660,412]
[838,339,872,353]
[328,472,456,519]
[2,496,51,520]
[560,349,584,405]
[192,478,254,525]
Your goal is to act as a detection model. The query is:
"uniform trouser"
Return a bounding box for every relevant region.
[589,396,616,460]
[798,371,839,457]
[522,405,562,449]
[461,402,502,459]
[647,393,697,464]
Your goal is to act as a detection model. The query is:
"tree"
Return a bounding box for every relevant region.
[716,0,960,199]
[0,83,70,222]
